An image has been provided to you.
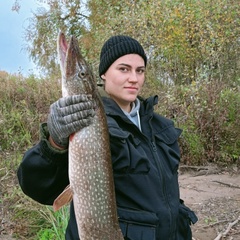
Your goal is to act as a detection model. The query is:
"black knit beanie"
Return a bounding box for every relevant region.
[99,35,147,77]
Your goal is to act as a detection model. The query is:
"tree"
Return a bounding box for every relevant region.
[13,0,240,85]
[13,0,90,76]
[87,0,240,85]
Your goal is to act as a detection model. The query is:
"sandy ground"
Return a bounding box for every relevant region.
[179,168,240,240]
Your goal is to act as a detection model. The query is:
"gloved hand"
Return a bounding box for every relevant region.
[47,94,95,148]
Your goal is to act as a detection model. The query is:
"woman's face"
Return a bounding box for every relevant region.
[101,54,145,112]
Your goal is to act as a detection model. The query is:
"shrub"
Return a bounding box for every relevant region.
[145,79,240,165]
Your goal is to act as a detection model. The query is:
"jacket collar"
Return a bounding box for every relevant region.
[101,93,158,119]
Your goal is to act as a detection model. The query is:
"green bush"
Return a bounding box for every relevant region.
[0,72,61,152]
[0,72,63,239]
[148,80,240,165]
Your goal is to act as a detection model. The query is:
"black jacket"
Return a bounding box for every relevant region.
[17,96,197,240]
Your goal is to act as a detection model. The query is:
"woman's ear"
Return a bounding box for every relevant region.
[101,74,106,80]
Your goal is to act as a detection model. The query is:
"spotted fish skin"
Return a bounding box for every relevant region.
[57,32,124,240]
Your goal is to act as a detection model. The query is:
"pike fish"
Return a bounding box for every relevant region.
[53,32,124,240]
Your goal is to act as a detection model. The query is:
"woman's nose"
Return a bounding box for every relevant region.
[128,71,138,82]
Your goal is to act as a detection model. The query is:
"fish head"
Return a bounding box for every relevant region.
[57,32,96,97]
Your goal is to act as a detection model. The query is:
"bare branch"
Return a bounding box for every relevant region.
[212,181,240,189]
[214,216,240,240]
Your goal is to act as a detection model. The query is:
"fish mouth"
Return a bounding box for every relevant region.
[57,32,95,97]
[57,32,68,67]
[57,32,79,78]
[57,32,84,79]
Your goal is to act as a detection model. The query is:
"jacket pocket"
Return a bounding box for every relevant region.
[154,127,182,173]
[177,199,198,240]
[118,207,158,240]
[109,127,150,174]
[155,127,182,145]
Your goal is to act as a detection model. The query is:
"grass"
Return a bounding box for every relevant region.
[0,71,68,239]
[35,206,69,240]
[0,150,69,239]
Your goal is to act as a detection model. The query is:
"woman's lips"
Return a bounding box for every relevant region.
[124,86,138,91]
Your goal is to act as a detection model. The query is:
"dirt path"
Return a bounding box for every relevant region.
[179,170,240,240]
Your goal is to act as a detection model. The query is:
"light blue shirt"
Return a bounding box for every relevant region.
[122,98,141,131]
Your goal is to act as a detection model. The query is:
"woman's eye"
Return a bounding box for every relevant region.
[137,68,145,74]
[119,67,128,72]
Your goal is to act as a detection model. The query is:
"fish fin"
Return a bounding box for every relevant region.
[53,185,73,211]
[69,133,75,142]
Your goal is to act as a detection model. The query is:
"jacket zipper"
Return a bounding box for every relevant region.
[151,141,174,238]
[117,113,176,237]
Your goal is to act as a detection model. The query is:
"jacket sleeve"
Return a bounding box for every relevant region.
[17,123,69,205]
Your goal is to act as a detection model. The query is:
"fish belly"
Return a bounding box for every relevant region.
[69,120,123,239]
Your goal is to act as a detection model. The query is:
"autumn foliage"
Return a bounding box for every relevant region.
[18,0,239,86]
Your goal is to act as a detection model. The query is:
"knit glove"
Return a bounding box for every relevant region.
[47,94,95,148]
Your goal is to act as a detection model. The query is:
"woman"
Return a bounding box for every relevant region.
[17,35,197,239]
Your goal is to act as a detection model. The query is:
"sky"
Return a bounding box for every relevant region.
[0,1,46,76]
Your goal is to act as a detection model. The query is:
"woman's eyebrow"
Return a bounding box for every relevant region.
[118,63,145,68]
[118,63,131,67]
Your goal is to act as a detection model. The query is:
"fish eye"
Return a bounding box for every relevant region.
[78,71,85,78]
